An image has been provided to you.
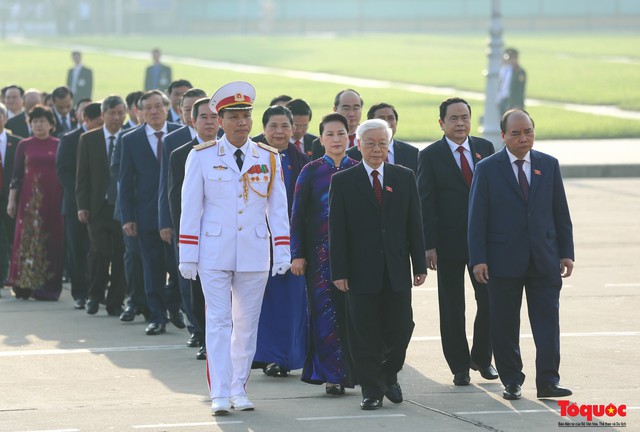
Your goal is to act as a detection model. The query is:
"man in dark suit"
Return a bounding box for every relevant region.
[111,120,147,322]
[158,87,205,348]
[285,98,317,158]
[67,51,93,102]
[417,97,496,387]
[119,90,183,335]
[51,86,77,137]
[312,89,363,159]
[347,102,417,174]
[6,90,42,138]
[469,109,574,401]
[56,102,103,310]
[329,119,427,411]
[1,85,24,119]
[168,97,218,360]
[498,48,527,114]
[144,48,172,93]
[123,91,143,131]
[76,96,127,317]
[0,103,20,285]
[165,79,193,124]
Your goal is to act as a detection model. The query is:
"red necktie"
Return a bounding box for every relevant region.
[348,134,356,148]
[371,170,382,208]
[154,131,164,162]
[294,139,303,153]
[456,146,473,187]
[515,159,529,202]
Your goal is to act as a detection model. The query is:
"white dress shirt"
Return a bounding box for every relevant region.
[445,136,474,172]
[506,149,531,185]
[362,159,385,187]
[145,123,168,158]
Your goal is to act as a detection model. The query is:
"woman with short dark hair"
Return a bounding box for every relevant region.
[7,104,64,300]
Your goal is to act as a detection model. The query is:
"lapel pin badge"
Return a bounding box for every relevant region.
[475,153,481,159]
[534,169,542,175]
[385,186,393,192]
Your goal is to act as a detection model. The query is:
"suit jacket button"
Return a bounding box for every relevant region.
[238,210,243,214]
[238,226,243,231]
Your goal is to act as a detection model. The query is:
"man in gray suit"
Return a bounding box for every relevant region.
[67,51,93,102]
[145,49,172,93]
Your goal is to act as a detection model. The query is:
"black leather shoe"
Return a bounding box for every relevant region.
[120,306,136,322]
[325,383,345,395]
[361,398,382,410]
[145,322,166,335]
[169,311,186,329]
[470,362,499,380]
[537,384,572,398]
[385,382,403,404]
[73,298,86,310]
[453,371,471,386]
[106,305,124,317]
[264,363,288,377]
[86,299,99,315]
[187,333,199,347]
[196,345,206,360]
[503,384,522,400]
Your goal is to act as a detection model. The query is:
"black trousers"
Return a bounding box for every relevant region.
[488,266,562,388]
[437,258,492,374]
[346,270,414,399]
[191,275,206,344]
[64,214,89,301]
[86,205,125,308]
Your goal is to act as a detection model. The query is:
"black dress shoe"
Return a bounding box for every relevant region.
[106,305,124,316]
[537,383,572,398]
[503,384,522,400]
[453,371,471,386]
[73,298,86,310]
[187,333,199,347]
[361,398,382,410]
[325,383,345,395]
[385,382,403,404]
[120,306,136,322]
[86,299,99,315]
[470,362,499,380]
[145,322,166,335]
[169,311,186,329]
[196,345,207,360]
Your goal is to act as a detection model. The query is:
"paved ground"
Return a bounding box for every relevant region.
[1,177,639,432]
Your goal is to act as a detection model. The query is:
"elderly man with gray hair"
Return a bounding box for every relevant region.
[329,118,427,411]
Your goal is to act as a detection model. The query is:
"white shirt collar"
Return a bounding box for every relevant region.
[506,148,531,165]
[103,125,121,142]
[362,159,384,180]
[445,135,470,153]
[145,122,168,136]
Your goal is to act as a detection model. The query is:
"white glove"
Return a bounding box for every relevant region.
[271,262,291,277]
[179,262,198,280]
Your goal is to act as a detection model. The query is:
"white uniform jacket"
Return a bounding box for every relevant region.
[179,136,290,272]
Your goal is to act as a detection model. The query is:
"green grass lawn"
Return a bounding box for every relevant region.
[2,33,639,141]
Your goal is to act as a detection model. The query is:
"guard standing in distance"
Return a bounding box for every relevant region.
[178,81,291,416]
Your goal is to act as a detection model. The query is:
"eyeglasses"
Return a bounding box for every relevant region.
[361,141,389,149]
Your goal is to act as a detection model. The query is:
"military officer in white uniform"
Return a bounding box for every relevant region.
[178,81,291,416]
